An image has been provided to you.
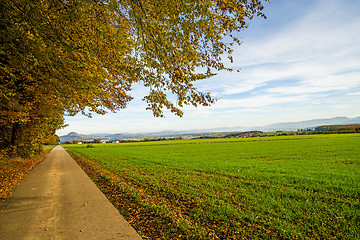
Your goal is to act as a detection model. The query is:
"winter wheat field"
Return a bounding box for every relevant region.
[65,134,360,239]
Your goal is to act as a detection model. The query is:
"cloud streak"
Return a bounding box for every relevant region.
[209,0,360,110]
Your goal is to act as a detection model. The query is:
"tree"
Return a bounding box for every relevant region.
[1,0,267,157]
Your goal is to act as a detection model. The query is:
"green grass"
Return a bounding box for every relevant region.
[66,134,360,239]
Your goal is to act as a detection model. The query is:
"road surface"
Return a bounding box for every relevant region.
[0,145,142,240]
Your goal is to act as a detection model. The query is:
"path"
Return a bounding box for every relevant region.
[0,145,142,240]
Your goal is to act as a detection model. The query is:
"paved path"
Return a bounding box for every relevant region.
[0,145,142,240]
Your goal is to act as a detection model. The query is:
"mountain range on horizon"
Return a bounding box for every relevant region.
[59,116,360,143]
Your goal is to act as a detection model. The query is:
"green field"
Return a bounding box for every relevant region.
[65,134,360,239]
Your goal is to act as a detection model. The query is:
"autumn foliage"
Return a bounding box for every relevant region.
[1,0,267,157]
[0,148,52,199]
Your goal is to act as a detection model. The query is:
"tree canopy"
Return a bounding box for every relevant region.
[0,0,267,157]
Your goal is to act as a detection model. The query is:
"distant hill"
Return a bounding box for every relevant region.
[60,132,96,142]
[178,117,360,133]
[59,116,360,142]
[253,117,360,131]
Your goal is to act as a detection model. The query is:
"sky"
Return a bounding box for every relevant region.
[56,0,360,135]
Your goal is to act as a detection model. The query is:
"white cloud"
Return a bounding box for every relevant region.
[214,94,308,109]
[218,0,360,98]
[236,0,360,66]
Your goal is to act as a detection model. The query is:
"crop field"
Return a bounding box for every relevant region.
[65,134,360,239]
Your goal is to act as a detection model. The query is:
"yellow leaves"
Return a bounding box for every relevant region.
[0,152,47,199]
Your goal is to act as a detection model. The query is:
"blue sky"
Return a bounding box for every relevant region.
[57,0,360,135]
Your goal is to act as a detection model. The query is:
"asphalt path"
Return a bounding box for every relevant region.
[0,145,142,240]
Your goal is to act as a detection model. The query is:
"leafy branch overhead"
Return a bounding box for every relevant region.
[122,0,267,117]
[0,0,267,156]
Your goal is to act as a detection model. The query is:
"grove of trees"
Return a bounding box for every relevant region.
[1,0,267,157]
